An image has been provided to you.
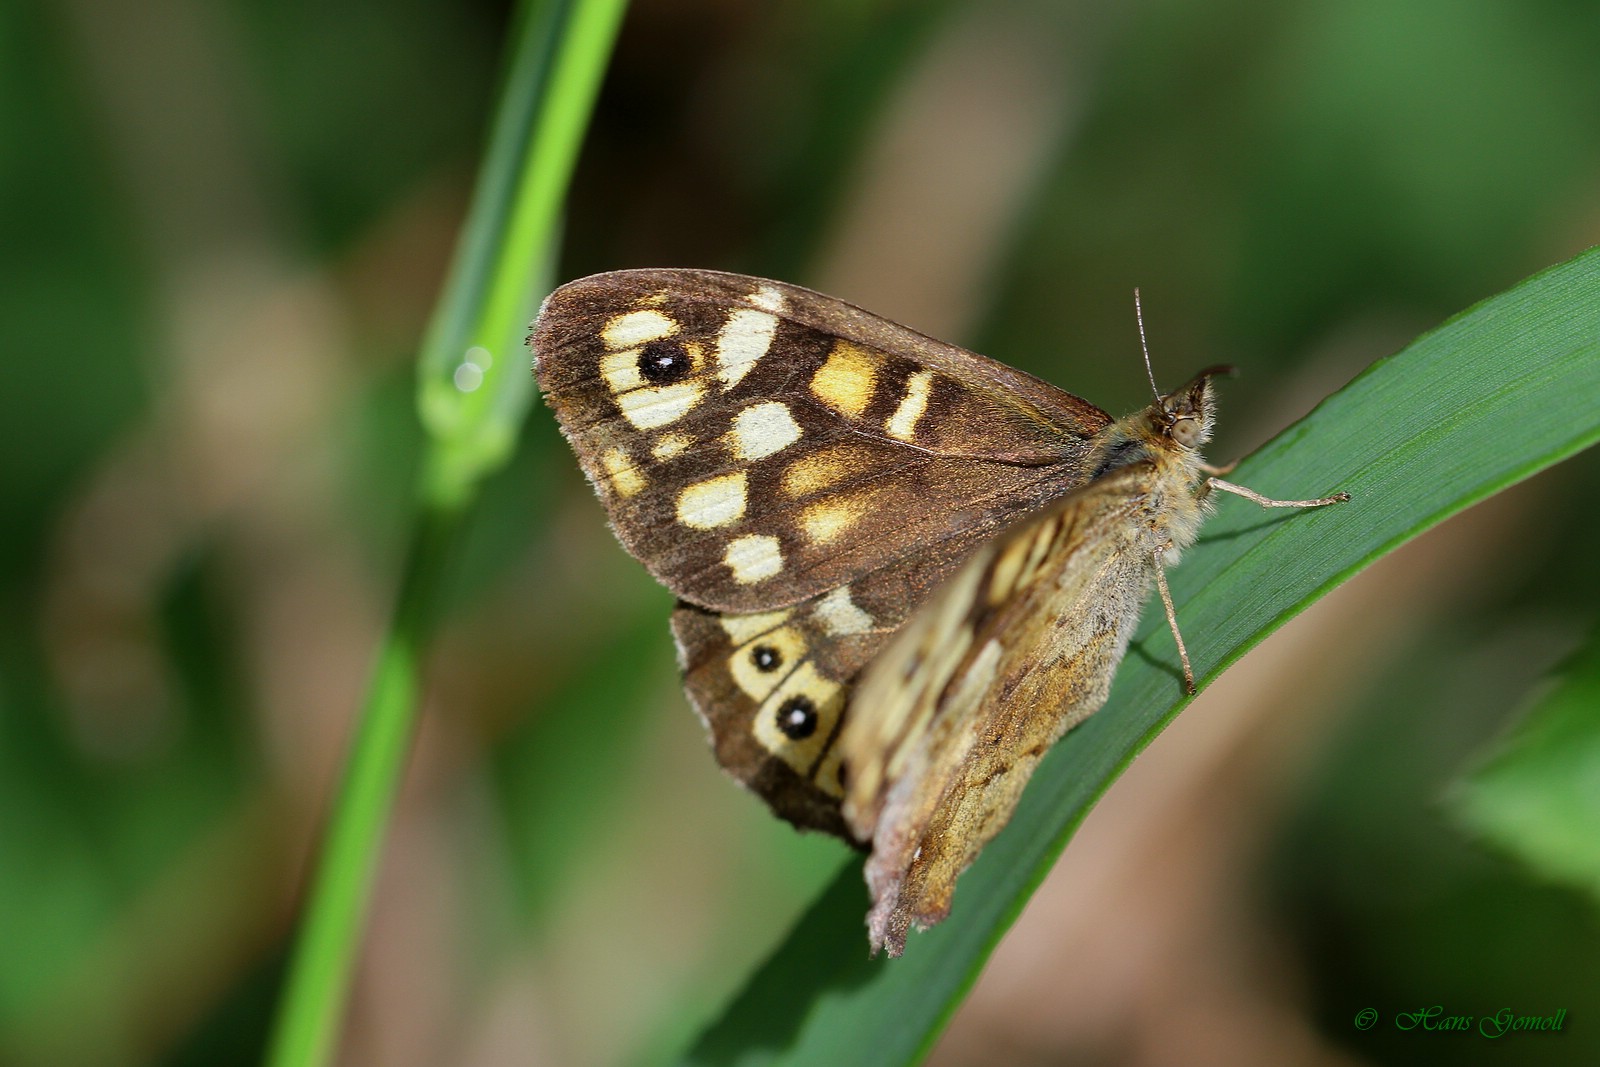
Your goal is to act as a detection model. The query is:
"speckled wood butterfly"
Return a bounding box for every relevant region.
[531,269,1347,956]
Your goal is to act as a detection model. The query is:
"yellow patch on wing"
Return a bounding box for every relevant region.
[724,533,783,583]
[600,446,645,499]
[986,514,1064,605]
[1021,514,1059,578]
[602,309,678,349]
[718,608,792,645]
[753,663,845,789]
[598,347,647,394]
[677,472,748,529]
[748,284,787,314]
[801,493,871,546]
[885,370,933,441]
[616,381,706,430]
[716,306,780,388]
[727,623,808,703]
[987,535,1031,606]
[812,586,875,637]
[651,433,693,460]
[813,741,850,798]
[810,341,881,417]
[782,443,871,498]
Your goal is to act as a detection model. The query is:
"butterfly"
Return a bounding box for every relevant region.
[530,269,1347,956]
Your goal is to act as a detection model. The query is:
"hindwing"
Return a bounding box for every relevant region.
[839,464,1172,955]
[669,550,947,836]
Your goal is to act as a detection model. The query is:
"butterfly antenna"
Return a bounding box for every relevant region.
[1133,288,1162,403]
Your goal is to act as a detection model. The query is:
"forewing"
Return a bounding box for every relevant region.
[839,464,1162,955]
[533,269,1111,614]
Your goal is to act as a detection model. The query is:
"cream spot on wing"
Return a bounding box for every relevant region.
[1021,515,1059,579]
[729,401,802,461]
[602,341,705,397]
[813,586,874,637]
[813,741,849,799]
[945,638,1003,722]
[599,347,645,394]
[748,284,786,313]
[886,370,933,440]
[728,624,807,702]
[602,309,677,349]
[801,495,869,545]
[616,381,705,430]
[988,537,1030,606]
[678,472,747,529]
[719,608,791,645]
[782,444,868,498]
[651,433,693,460]
[716,308,779,387]
[600,447,645,498]
[810,341,879,417]
[725,534,783,583]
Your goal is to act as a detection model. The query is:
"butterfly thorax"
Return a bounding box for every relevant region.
[1083,371,1218,559]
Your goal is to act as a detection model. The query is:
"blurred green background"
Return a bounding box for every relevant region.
[5,0,1600,1064]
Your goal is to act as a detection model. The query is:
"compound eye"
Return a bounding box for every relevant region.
[1171,417,1201,448]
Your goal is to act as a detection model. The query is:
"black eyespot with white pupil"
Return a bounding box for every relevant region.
[775,695,817,740]
[751,645,782,672]
[638,340,690,385]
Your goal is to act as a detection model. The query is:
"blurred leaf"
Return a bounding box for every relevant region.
[752,0,963,278]
[1449,626,1600,907]
[491,614,668,928]
[682,246,1600,1066]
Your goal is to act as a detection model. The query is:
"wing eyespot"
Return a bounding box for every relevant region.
[639,339,692,385]
[776,695,819,740]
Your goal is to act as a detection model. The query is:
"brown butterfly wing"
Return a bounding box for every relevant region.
[532,269,1111,616]
[670,543,992,837]
[840,462,1171,956]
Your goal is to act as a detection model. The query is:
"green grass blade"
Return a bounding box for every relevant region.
[262,510,455,1067]
[683,246,1600,1067]
[420,0,632,508]
[263,3,629,1066]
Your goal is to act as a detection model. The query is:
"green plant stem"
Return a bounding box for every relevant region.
[263,504,456,1067]
[263,1,630,1064]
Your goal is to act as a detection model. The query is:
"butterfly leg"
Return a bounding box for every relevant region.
[1199,459,1239,477]
[1152,547,1196,695]
[1207,476,1350,509]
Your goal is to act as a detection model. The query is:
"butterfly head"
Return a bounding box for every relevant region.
[1131,291,1228,453]
[1154,364,1230,451]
